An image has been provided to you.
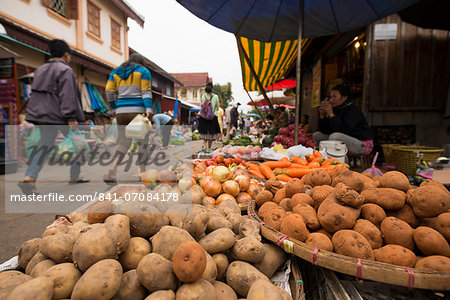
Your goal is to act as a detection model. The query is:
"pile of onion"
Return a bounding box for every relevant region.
[212,166,230,183]
[138,169,159,188]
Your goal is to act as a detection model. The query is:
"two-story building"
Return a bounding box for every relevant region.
[170,72,212,106]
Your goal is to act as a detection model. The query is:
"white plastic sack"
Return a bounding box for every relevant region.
[260,147,289,160]
[271,259,292,296]
[0,256,19,272]
[285,144,325,158]
[125,114,152,139]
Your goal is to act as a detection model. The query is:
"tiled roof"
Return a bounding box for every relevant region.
[170,72,212,88]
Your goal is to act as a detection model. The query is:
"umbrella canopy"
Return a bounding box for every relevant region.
[177,0,419,42]
[254,90,295,105]
[265,79,296,91]
[245,113,260,118]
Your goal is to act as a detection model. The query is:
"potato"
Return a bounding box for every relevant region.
[201,253,218,283]
[175,279,216,300]
[361,188,406,210]
[317,193,361,233]
[30,260,56,278]
[218,198,241,217]
[199,228,236,254]
[274,188,287,204]
[309,169,332,187]
[0,272,32,299]
[332,230,374,260]
[239,217,261,241]
[329,167,347,182]
[379,171,410,192]
[247,279,284,300]
[413,226,450,257]
[418,217,438,229]
[264,178,283,194]
[258,202,279,217]
[119,237,151,271]
[87,201,116,224]
[247,183,263,199]
[226,213,243,235]
[72,259,123,300]
[407,185,450,218]
[39,234,74,264]
[104,214,131,253]
[68,221,89,240]
[310,185,334,208]
[17,238,41,269]
[301,173,312,186]
[214,281,238,300]
[72,226,117,271]
[279,198,293,211]
[114,270,146,300]
[255,190,274,207]
[42,263,81,300]
[253,244,286,278]
[334,183,364,208]
[420,179,450,195]
[285,178,305,197]
[119,202,169,238]
[332,170,364,193]
[414,255,450,272]
[292,203,320,230]
[207,215,233,233]
[290,193,314,207]
[172,241,207,283]
[373,245,416,267]
[380,217,415,251]
[316,228,333,239]
[280,214,309,242]
[151,226,195,260]
[226,261,270,297]
[137,253,177,292]
[231,237,265,263]
[260,207,286,231]
[353,219,383,250]
[5,276,53,300]
[42,225,69,238]
[305,233,333,252]
[25,252,46,275]
[436,212,450,241]
[385,205,417,229]
[360,203,386,227]
[360,174,378,191]
[145,290,175,300]
[212,253,229,281]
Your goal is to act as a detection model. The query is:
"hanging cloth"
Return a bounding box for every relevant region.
[91,84,110,115]
[85,82,102,111]
[81,83,94,113]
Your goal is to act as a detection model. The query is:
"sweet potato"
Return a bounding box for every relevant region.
[305,233,333,252]
[414,255,450,272]
[380,217,415,251]
[360,203,386,227]
[407,185,450,218]
[332,230,374,260]
[284,178,305,197]
[353,219,383,249]
[280,214,309,242]
[361,188,406,210]
[379,171,410,192]
[413,226,450,257]
[436,212,450,241]
[373,245,416,267]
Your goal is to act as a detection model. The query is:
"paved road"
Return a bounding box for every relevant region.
[0,140,210,263]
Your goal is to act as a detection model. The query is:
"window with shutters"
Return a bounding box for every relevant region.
[111,18,121,50]
[87,1,101,37]
[50,0,68,18]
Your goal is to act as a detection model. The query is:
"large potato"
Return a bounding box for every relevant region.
[17,238,41,269]
[373,245,416,267]
[292,203,320,230]
[137,253,178,292]
[361,188,406,210]
[175,279,216,300]
[253,243,287,278]
[199,228,236,254]
[238,217,261,240]
[386,204,419,228]
[145,290,175,300]
[415,255,450,272]
[119,237,151,271]
[332,230,374,260]
[379,171,410,191]
[72,259,122,300]
[310,185,334,208]
[317,192,360,233]
[104,214,130,253]
[30,260,56,278]
[214,281,238,300]
[353,219,383,249]
[39,234,74,263]
[42,263,81,300]
[0,272,32,300]
[68,221,89,240]
[284,178,305,197]
[172,241,207,283]
[380,217,415,251]
[231,237,265,263]
[436,212,450,241]
[360,203,386,227]
[227,213,244,235]
[280,214,309,242]
[87,201,116,224]
[305,233,333,252]
[206,215,233,233]
[260,206,286,231]
[182,209,209,238]
[226,261,270,297]
[200,253,218,283]
[119,202,169,238]
[42,225,69,238]
[334,183,364,208]
[25,252,46,275]
[114,270,146,300]
[413,226,450,257]
[5,276,53,300]
[331,170,364,193]
[212,253,229,281]
[151,226,194,260]
[407,185,450,217]
[247,279,284,300]
[72,226,117,271]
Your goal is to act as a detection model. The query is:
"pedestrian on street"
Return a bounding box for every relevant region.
[152,112,174,149]
[224,103,233,141]
[19,39,88,195]
[244,117,251,134]
[198,82,221,152]
[103,53,153,185]
[230,103,239,137]
[217,103,224,142]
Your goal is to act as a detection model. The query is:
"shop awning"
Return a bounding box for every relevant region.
[238,36,308,92]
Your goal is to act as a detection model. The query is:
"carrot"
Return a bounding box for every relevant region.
[313,150,324,158]
[283,168,315,178]
[249,169,265,179]
[290,156,302,163]
[297,158,309,166]
[305,154,314,162]
[259,164,276,179]
[311,156,326,164]
[247,163,261,172]
[290,163,309,168]
[261,160,291,169]
[273,168,283,175]
[308,161,321,168]
[276,174,293,182]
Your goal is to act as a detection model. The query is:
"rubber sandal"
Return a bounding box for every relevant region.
[18,181,39,195]
[103,175,117,186]
[68,178,90,184]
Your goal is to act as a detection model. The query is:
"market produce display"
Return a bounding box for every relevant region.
[222,135,261,147]
[262,125,314,149]
[212,144,262,160]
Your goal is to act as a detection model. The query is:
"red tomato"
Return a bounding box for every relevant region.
[205,160,215,167]
[215,154,224,163]
[224,158,233,166]
[233,156,242,164]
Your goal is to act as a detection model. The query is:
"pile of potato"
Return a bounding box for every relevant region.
[255,169,450,272]
[1,185,294,300]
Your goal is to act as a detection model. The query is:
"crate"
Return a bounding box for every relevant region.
[392,145,444,175]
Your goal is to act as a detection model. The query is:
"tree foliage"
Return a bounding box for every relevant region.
[213,82,233,109]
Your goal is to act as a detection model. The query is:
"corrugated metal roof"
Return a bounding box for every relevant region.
[170,72,211,88]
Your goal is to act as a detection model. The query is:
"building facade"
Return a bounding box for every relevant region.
[170,72,211,106]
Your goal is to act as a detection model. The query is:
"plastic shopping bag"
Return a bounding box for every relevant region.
[125,114,152,139]
[26,127,41,158]
[362,152,384,177]
[69,130,90,154]
[53,134,78,163]
[104,118,118,145]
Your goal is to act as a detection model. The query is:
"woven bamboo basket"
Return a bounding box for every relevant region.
[248,200,450,290]
[381,144,400,163]
[392,145,444,175]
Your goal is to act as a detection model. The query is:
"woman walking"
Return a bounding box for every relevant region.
[198,82,220,152]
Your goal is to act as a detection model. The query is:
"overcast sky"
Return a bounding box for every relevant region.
[127,0,253,111]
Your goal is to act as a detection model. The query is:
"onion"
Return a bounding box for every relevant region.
[216,193,236,205]
[178,176,194,193]
[139,169,159,188]
[191,184,205,205]
[236,192,252,204]
[247,183,263,198]
[154,183,172,194]
[203,179,222,197]
[234,175,250,192]
[159,170,177,183]
[205,166,215,177]
[199,176,213,189]
[222,180,240,197]
[212,166,230,183]
[194,162,207,173]
[202,196,216,207]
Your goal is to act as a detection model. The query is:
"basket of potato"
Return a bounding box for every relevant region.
[248,169,450,290]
